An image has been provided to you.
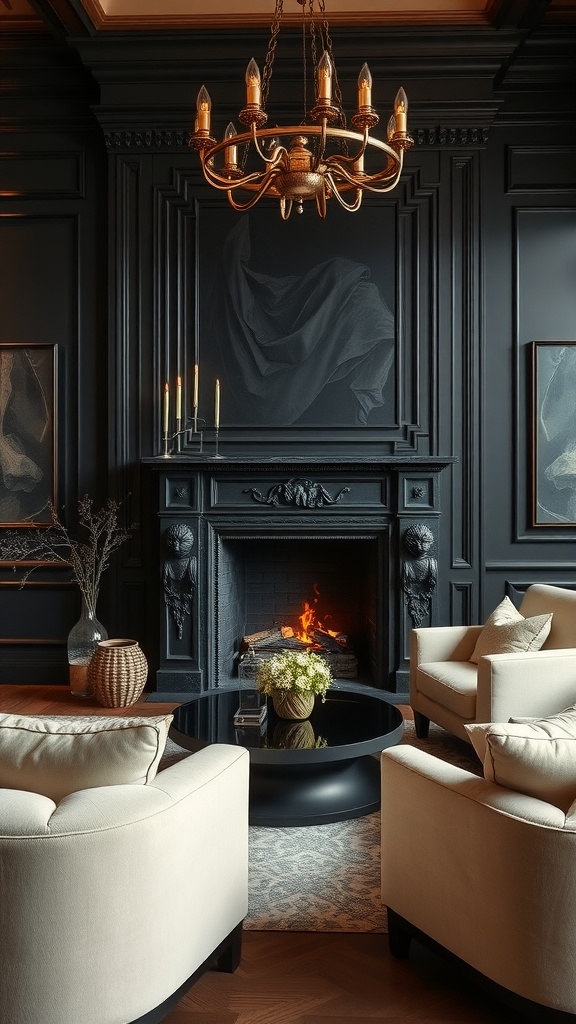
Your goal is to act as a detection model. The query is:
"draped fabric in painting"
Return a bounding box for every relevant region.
[210,214,396,427]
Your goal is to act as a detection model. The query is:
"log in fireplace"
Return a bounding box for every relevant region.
[143,454,453,697]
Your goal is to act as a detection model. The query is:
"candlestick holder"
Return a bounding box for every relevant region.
[186,416,206,453]
[159,417,205,458]
[212,428,225,459]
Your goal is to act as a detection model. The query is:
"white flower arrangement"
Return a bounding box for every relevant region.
[256,648,333,699]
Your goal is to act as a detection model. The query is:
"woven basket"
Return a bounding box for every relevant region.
[88,639,148,708]
[271,689,315,720]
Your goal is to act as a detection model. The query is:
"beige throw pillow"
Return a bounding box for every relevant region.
[466,711,576,811]
[0,713,173,803]
[469,595,552,664]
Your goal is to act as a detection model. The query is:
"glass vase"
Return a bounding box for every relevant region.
[67,597,108,698]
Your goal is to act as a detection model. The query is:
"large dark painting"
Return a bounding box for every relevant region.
[0,343,57,526]
[531,341,576,526]
[198,202,397,429]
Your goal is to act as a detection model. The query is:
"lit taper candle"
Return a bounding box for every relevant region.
[176,376,182,421]
[214,378,220,430]
[193,363,199,411]
[163,381,169,435]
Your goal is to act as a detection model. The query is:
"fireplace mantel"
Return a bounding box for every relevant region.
[143,454,455,698]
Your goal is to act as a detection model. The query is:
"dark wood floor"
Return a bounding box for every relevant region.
[0,686,517,1023]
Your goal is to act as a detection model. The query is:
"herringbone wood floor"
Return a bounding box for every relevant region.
[169,931,513,1023]
[0,686,514,1023]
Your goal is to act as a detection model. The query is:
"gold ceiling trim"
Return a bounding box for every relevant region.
[74,0,491,31]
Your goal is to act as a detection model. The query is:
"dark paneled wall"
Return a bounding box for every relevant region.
[0,16,574,686]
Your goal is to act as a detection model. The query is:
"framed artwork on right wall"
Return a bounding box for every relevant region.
[531,340,576,526]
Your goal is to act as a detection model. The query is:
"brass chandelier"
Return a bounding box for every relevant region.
[188,0,413,219]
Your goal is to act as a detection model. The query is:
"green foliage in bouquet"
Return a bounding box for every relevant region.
[256,649,333,699]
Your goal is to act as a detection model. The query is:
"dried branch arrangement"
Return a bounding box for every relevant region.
[0,496,136,613]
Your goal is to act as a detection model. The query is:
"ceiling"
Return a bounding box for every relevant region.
[2,0,575,33]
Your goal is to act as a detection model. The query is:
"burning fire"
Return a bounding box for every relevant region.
[282,583,341,647]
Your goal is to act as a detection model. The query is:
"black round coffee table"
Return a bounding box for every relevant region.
[170,686,404,826]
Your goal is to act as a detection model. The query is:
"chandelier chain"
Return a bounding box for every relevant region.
[301,13,308,122]
[261,0,283,108]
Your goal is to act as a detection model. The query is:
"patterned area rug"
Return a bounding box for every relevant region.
[160,715,481,933]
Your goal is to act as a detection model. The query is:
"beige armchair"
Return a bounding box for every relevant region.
[0,743,249,1024]
[410,583,576,743]
[381,744,576,1017]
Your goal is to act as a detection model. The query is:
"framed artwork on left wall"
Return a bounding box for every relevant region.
[0,342,58,527]
[531,340,576,527]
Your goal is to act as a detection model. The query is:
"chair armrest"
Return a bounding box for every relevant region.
[476,648,576,722]
[380,746,576,1011]
[410,624,483,666]
[0,745,250,1024]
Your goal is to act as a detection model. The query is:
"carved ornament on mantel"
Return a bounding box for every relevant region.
[243,477,351,509]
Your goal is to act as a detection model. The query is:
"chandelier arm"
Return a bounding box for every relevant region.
[315,188,327,219]
[324,147,404,191]
[324,172,363,211]
[311,116,328,172]
[249,123,289,167]
[280,197,293,220]
[201,156,276,192]
[225,171,285,212]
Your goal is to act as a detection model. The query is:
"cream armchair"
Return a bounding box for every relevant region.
[0,743,249,1024]
[381,744,576,1017]
[410,583,576,742]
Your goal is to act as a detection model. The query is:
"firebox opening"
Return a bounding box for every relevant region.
[216,536,382,687]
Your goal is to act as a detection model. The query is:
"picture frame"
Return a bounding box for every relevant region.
[196,202,398,433]
[0,342,58,528]
[531,341,576,527]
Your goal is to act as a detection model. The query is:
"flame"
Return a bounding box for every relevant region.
[295,584,339,645]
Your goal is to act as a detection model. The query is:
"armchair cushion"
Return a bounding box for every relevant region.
[469,596,552,664]
[0,712,173,802]
[415,661,477,719]
[465,709,576,811]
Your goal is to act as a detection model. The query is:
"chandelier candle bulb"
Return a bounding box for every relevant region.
[224,122,238,168]
[245,59,262,107]
[358,63,372,108]
[394,87,408,134]
[317,51,333,103]
[196,86,211,133]
[215,378,220,429]
[163,382,169,435]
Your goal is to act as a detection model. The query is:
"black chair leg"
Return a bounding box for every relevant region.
[216,922,243,973]
[413,711,430,739]
[387,909,412,959]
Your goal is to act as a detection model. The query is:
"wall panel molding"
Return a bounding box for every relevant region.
[0,151,85,199]
[506,145,576,193]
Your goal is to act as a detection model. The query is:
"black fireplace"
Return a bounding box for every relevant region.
[143,454,453,698]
